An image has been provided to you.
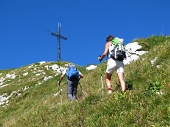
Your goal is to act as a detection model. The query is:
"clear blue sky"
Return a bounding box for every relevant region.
[1,0,170,69]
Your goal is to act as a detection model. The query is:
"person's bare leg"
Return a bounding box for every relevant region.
[106,73,112,94]
[117,72,126,92]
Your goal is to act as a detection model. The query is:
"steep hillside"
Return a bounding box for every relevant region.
[0,36,170,127]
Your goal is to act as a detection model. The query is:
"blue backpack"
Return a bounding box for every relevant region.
[66,65,79,80]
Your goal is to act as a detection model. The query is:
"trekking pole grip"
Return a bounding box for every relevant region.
[98,55,102,62]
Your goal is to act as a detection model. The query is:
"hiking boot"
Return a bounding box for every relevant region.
[108,90,112,94]
[107,88,112,94]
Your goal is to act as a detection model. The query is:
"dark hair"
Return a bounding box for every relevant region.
[106,35,114,42]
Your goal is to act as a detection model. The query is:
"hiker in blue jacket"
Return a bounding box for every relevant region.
[58,63,84,101]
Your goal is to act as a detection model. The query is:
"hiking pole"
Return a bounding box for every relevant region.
[79,81,86,96]
[59,83,62,105]
[55,81,62,105]
[99,55,104,95]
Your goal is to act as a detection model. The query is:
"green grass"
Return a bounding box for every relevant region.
[0,35,170,127]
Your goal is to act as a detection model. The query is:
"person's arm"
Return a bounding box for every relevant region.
[58,69,66,84]
[98,42,110,61]
[78,71,84,78]
[79,73,84,78]
[59,74,65,81]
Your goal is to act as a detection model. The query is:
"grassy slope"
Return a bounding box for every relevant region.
[0,36,170,127]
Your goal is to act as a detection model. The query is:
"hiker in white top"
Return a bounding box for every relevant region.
[98,35,126,94]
